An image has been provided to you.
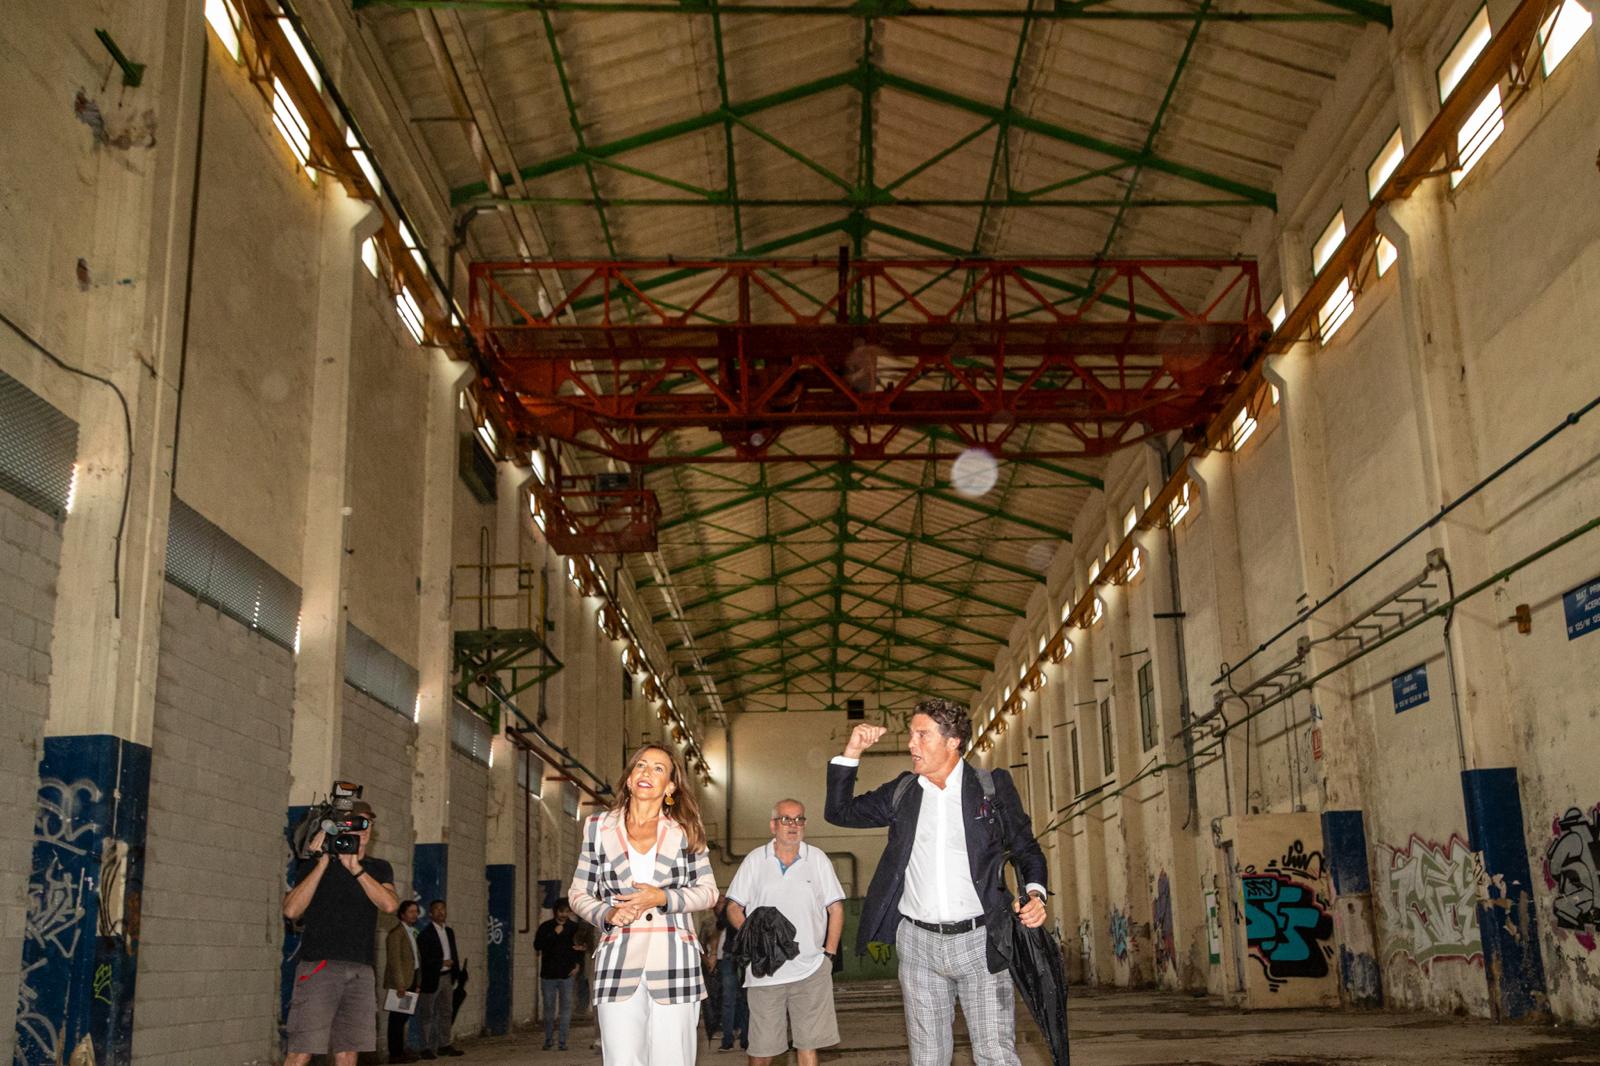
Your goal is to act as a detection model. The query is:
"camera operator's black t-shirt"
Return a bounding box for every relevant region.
[293,856,395,966]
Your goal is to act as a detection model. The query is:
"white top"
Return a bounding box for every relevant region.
[832,756,1045,921]
[628,843,658,886]
[407,925,420,970]
[726,841,845,987]
[434,922,453,964]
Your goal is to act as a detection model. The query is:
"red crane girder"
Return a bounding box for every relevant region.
[468,257,1270,463]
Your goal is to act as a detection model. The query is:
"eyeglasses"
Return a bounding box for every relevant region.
[775,816,807,826]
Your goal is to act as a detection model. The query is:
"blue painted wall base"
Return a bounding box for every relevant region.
[485,864,515,1035]
[15,734,151,1066]
[1462,767,1550,1021]
[1321,809,1383,1008]
[279,805,311,1038]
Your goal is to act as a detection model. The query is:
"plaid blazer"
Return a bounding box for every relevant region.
[569,809,719,1004]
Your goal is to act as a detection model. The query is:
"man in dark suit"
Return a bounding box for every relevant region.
[825,698,1048,1066]
[416,900,464,1059]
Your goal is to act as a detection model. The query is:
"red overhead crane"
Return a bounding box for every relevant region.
[468,257,1271,465]
[469,256,1269,551]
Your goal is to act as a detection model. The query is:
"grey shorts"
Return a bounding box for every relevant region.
[746,963,840,1057]
[285,959,377,1055]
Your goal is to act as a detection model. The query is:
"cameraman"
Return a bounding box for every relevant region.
[281,800,400,1066]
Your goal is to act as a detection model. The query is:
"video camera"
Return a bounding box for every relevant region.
[292,781,371,858]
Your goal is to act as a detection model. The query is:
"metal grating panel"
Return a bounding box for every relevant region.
[0,370,78,517]
[345,623,420,717]
[451,700,494,766]
[165,497,302,650]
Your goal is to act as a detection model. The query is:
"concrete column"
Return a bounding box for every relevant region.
[1381,42,1549,1022]
[1261,351,1384,1007]
[17,7,203,1064]
[412,349,472,909]
[1133,520,1208,992]
[286,185,381,806]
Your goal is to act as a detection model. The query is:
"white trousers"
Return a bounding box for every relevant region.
[596,983,702,1066]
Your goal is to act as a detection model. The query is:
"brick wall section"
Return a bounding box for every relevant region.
[0,495,63,1063]
[131,588,295,1065]
[448,753,488,1039]
[340,686,417,902]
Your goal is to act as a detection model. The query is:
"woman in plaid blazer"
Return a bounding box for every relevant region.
[570,743,719,1066]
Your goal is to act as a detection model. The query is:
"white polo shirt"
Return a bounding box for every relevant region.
[725,841,845,987]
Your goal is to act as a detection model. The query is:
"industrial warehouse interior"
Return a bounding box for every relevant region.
[3,0,1600,1063]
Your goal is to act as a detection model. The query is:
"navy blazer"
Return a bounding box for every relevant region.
[825,759,1048,960]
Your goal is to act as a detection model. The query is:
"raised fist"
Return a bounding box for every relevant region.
[843,723,888,758]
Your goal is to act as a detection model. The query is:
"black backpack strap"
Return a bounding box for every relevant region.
[891,773,916,813]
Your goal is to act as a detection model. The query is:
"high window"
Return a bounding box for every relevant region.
[1439,7,1503,186]
[1313,211,1354,340]
[1138,661,1158,751]
[1099,698,1115,776]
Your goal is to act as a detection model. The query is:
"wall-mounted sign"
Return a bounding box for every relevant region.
[1563,577,1600,641]
[1392,664,1429,713]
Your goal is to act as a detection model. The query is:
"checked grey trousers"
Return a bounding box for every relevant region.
[896,917,1020,1066]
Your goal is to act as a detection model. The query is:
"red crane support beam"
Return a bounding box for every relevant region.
[468,258,1270,463]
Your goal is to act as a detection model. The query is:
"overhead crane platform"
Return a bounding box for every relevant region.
[468,256,1272,466]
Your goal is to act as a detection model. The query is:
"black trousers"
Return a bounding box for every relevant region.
[387,1009,410,1061]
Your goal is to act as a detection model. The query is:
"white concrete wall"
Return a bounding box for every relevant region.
[133,588,296,1064]
[0,496,63,1063]
[969,0,1600,1024]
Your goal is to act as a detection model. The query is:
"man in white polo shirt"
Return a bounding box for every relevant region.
[725,799,845,1065]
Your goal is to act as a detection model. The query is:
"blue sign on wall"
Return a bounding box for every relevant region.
[1563,577,1600,640]
[1392,664,1429,713]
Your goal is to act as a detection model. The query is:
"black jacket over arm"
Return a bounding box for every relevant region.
[825,759,1048,963]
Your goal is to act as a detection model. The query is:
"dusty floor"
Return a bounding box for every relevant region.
[437,981,1600,1065]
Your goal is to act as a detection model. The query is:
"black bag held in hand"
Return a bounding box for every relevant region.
[980,783,1072,1066]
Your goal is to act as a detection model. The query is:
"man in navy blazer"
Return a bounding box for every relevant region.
[825,698,1047,1066]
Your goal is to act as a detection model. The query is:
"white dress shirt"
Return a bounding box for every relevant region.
[832,756,1045,922]
[434,922,453,964]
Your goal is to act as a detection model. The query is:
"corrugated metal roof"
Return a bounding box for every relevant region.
[352,0,1369,713]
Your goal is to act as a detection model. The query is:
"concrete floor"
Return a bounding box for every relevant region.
[444,982,1600,1065]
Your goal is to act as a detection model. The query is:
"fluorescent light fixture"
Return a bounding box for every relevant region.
[531,451,547,483]
[1123,506,1137,536]
[1267,295,1286,331]
[361,237,378,278]
[64,463,79,514]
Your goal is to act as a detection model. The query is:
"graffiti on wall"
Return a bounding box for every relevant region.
[1153,873,1175,972]
[17,778,102,1064]
[1377,833,1485,968]
[1543,804,1600,952]
[1109,907,1132,961]
[1242,841,1334,992]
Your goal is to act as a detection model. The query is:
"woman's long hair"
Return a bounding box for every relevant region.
[611,743,707,854]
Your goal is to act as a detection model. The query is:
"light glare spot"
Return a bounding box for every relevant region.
[950,448,998,498]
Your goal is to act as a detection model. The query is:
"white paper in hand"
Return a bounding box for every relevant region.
[384,989,418,1015]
